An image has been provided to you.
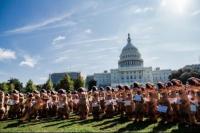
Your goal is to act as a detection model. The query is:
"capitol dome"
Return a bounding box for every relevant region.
[118,33,143,68]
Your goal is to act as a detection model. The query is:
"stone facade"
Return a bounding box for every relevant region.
[152,67,171,83]
[92,34,172,87]
[94,71,111,87]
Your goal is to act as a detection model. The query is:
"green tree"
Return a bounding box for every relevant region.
[7,78,23,91]
[9,83,15,92]
[43,79,53,91]
[54,83,60,91]
[25,80,37,92]
[36,84,43,91]
[59,74,74,92]
[179,71,200,84]
[88,79,97,91]
[0,82,9,92]
[74,76,84,90]
[169,68,200,84]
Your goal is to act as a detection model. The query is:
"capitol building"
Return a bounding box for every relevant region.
[91,34,172,87]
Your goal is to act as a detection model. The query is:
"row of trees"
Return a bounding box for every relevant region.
[169,68,200,84]
[0,78,38,93]
[0,78,38,92]
[0,74,85,93]
[2,67,199,93]
[53,74,84,92]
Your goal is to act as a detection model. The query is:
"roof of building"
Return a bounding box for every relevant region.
[118,33,143,67]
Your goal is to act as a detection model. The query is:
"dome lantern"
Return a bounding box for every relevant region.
[127,33,131,44]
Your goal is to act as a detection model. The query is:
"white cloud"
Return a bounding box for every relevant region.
[133,7,154,14]
[191,10,200,16]
[159,0,191,15]
[81,1,135,18]
[52,35,66,45]
[40,20,76,30]
[19,55,38,68]
[85,29,92,34]
[53,49,77,63]
[5,13,72,34]
[54,56,69,63]
[51,36,118,50]
[86,46,119,54]
[0,48,16,61]
[67,36,118,45]
[153,42,200,53]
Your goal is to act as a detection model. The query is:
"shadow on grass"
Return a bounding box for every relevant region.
[3,122,20,129]
[43,121,65,127]
[78,119,96,125]
[171,124,200,133]
[100,121,118,130]
[58,121,77,128]
[20,121,44,127]
[44,117,79,127]
[101,117,129,130]
[92,117,121,127]
[153,122,176,132]
[58,118,82,128]
[3,119,61,130]
[117,120,154,132]
[58,116,121,129]
[20,118,61,127]
[3,118,64,129]
[66,118,81,123]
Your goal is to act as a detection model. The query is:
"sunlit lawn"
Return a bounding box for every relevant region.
[0,114,199,132]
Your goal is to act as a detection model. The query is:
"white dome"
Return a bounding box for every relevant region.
[118,34,143,67]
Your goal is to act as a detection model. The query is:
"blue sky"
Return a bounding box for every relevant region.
[0,0,200,85]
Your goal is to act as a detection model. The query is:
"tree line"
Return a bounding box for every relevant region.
[169,68,200,84]
[2,66,198,93]
[0,74,85,93]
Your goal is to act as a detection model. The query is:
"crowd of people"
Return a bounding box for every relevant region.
[0,77,200,127]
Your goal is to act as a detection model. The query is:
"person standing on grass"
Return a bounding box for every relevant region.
[104,86,115,118]
[124,86,134,121]
[0,91,6,120]
[91,91,101,120]
[78,87,89,120]
[134,88,144,123]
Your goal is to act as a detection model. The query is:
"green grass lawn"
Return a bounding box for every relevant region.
[0,114,199,132]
